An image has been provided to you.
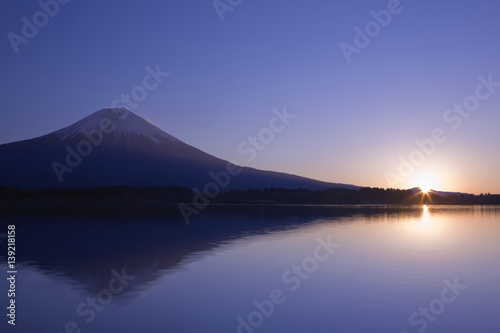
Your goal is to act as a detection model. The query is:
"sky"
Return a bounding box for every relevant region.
[1,0,499,194]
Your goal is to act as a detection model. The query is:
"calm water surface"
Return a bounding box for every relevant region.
[1,205,499,332]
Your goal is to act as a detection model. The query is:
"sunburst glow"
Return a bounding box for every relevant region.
[420,186,431,194]
[412,172,439,193]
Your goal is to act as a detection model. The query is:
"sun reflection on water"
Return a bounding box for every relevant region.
[422,204,430,220]
[408,204,442,238]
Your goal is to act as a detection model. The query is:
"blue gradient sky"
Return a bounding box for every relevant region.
[1,0,499,194]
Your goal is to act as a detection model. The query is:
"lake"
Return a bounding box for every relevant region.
[0,204,499,332]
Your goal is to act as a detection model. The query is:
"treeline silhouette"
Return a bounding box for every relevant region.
[1,186,499,205]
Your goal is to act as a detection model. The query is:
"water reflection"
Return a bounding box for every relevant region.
[0,205,497,295]
[421,204,431,224]
[0,205,499,332]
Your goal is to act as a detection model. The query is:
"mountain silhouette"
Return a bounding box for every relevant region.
[0,108,359,190]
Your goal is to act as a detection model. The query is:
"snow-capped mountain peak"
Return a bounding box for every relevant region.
[0,107,360,191]
[54,108,178,144]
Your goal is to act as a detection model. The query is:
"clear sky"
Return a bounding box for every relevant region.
[1,0,499,194]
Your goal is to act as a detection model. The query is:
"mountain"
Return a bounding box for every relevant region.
[0,108,359,191]
[410,187,465,197]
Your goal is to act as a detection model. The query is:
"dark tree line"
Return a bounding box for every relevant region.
[0,185,498,205]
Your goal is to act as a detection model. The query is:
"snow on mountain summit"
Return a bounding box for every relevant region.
[54,108,178,144]
[0,107,360,190]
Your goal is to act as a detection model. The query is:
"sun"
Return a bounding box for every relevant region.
[412,172,439,194]
[420,185,431,194]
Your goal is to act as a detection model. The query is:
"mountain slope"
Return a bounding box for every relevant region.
[0,108,359,190]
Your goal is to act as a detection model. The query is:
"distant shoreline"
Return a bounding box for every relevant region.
[1,185,499,206]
